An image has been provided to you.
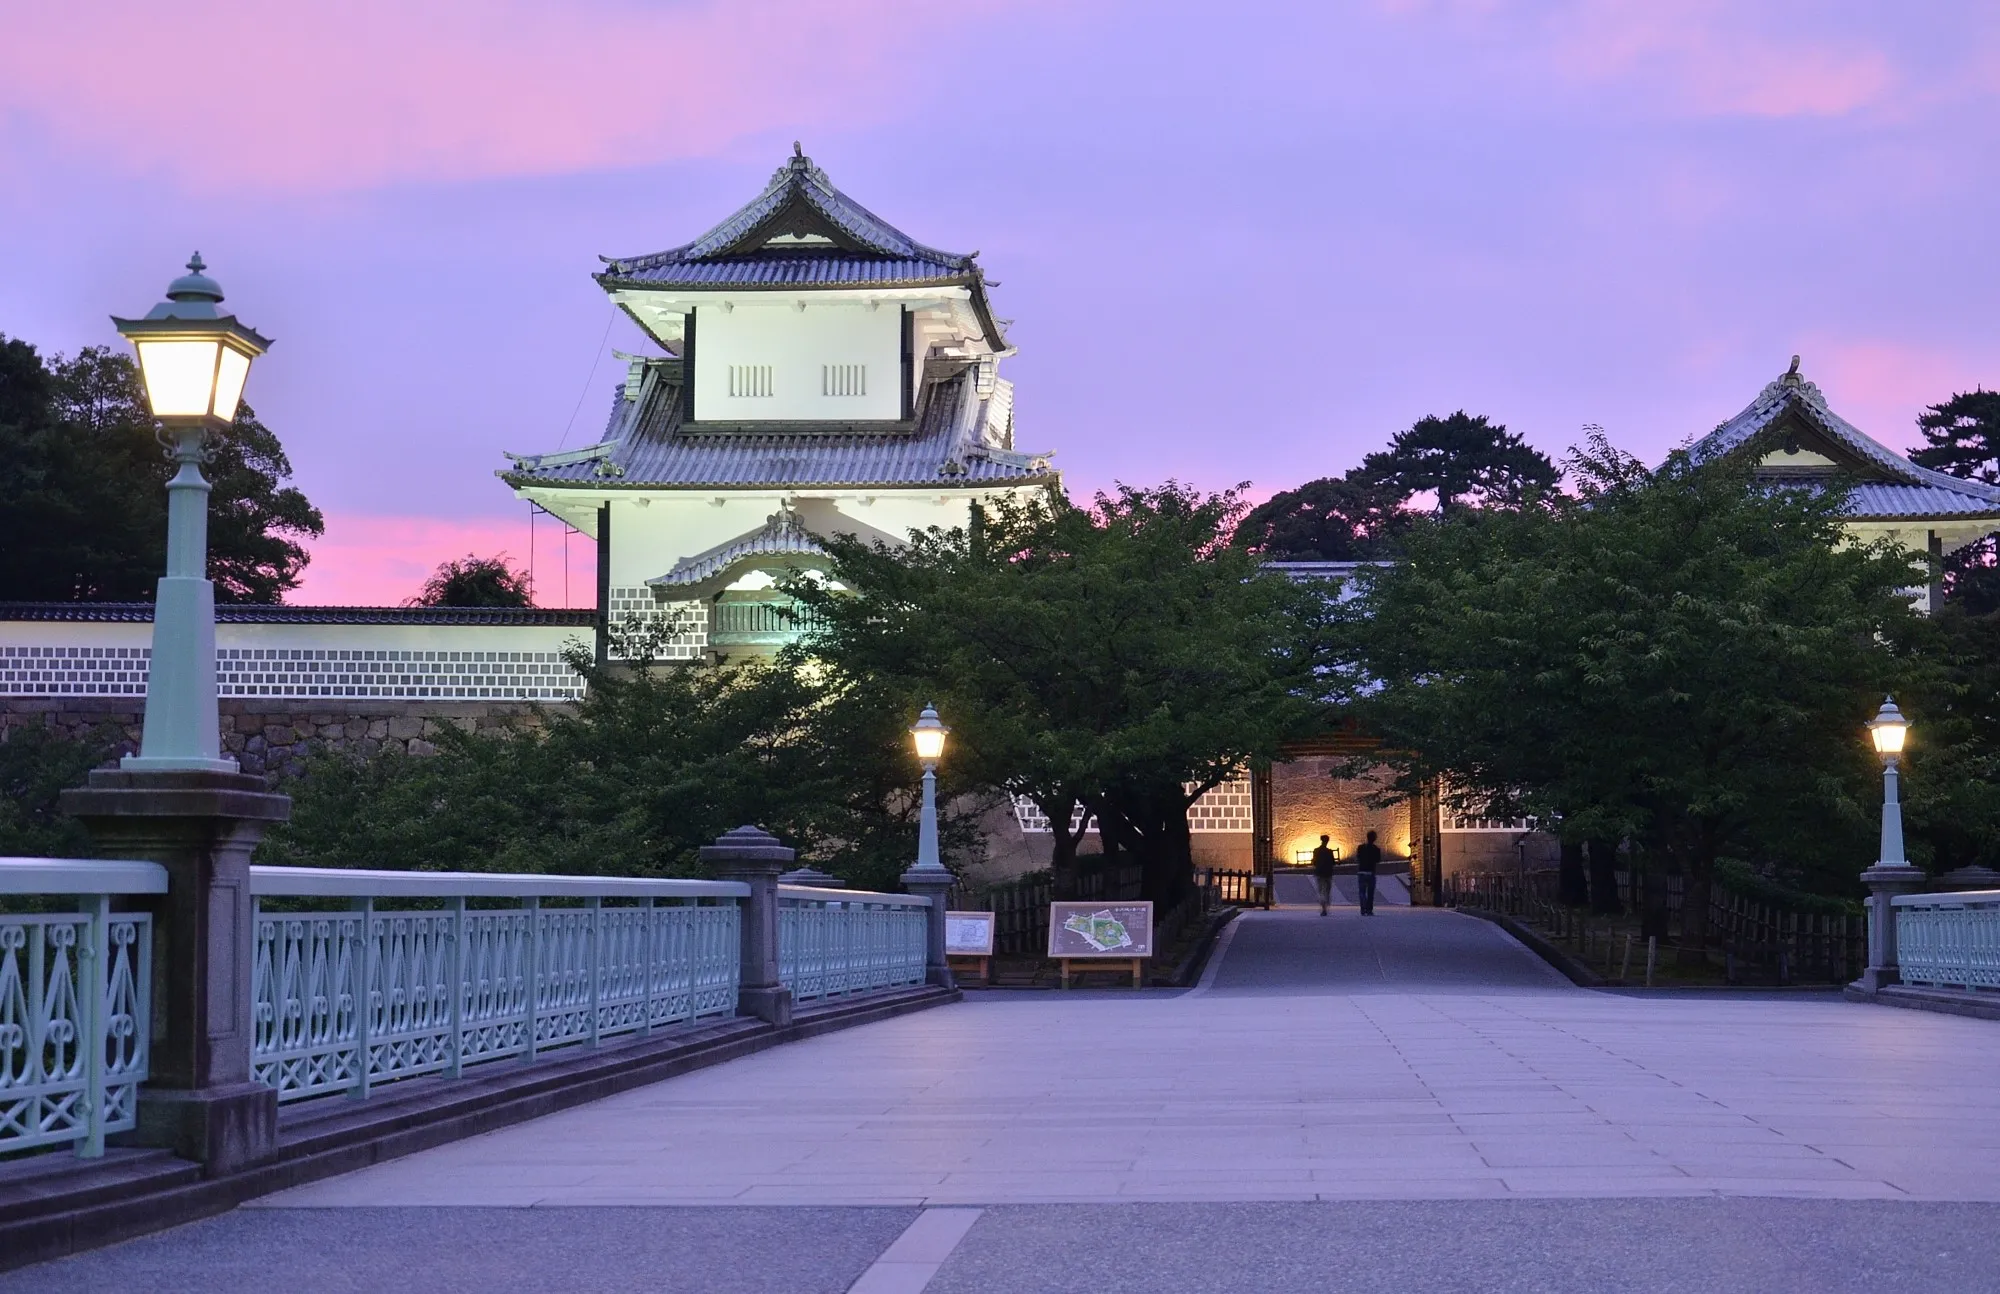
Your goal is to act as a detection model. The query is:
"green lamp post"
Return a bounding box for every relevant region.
[112,254,271,771]
[901,703,955,988]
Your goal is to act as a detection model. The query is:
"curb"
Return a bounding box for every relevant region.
[1845,982,2000,1021]
[1451,906,1604,987]
[1160,907,1239,988]
[0,984,959,1273]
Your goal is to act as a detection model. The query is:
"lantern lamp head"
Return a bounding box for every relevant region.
[1868,696,1909,759]
[112,253,272,427]
[910,703,948,764]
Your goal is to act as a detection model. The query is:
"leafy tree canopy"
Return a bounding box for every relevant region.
[1358,410,1561,517]
[259,641,980,892]
[0,337,323,603]
[1233,471,1409,561]
[412,554,533,608]
[795,483,1330,902]
[1333,434,1926,946]
[1909,388,2000,614]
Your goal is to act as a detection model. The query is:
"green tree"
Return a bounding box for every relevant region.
[1909,388,2000,614]
[259,642,977,892]
[1336,436,1923,957]
[0,724,120,859]
[0,338,322,603]
[1359,410,1560,516]
[412,554,534,608]
[796,484,1327,904]
[1233,471,1409,560]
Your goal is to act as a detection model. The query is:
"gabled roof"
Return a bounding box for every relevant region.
[501,359,1055,492]
[646,508,825,600]
[1689,358,2000,523]
[595,146,1005,347]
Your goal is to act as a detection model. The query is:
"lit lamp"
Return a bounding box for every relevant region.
[1294,848,1313,866]
[112,254,271,771]
[1867,696,1909,868]
[907,704,950,875]
[1854,695,1926,993]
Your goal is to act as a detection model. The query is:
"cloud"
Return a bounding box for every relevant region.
[1376,0,1901,119]
[0,0,1012,194]
[291,511,593,607]
[1794,339,1995,451]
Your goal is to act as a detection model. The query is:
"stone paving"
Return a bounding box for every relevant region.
[251,907,2000,1207]
[16,905,2000,1292]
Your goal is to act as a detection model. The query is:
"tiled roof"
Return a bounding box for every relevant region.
[648,509,825,594]
[0,603,599,626]
[598,148,975,291]
[1690,360,2000,520]
[503,362,1056,492]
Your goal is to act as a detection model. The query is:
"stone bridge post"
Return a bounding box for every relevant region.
[701,826,795,1027]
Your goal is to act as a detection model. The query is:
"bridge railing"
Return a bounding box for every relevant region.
[1893,890,2000,993]
[248,868,748,1103]
[777,885,928,1003]
[0,857,165,1158]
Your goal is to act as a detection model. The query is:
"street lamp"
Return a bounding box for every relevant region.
[907,704,950,874]
[112,254,271,771]
[1868,696,1909,868]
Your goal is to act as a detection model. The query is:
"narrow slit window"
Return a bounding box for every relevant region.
[728,365,774,398]
[822,364,866,397]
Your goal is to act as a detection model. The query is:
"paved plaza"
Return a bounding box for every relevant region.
[14,905,2000,1291]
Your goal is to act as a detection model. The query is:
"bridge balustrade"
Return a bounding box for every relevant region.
[0,858,165,1158]
[777,886,928,1002]
[1894,890,2000,992]
[248,868,747,1103]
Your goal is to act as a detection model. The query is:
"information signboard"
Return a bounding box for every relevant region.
[945,911,996,956]
[1046,901,1155,960]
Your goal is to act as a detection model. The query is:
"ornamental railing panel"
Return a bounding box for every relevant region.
[1894,891,2000,993]
[249,868,746,1104]
[0,858,164,1158]
[777,886,928,1003]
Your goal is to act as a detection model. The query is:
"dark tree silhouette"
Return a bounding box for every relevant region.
[411,554,533,608]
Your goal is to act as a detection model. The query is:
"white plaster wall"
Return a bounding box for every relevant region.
[604,487,1043,591]
[694,303,901,422]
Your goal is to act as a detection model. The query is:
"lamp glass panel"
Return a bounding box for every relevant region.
[211,346,252,422]
[913,726,947,761]
[135,339,222,417]
[1872,720,1907,755]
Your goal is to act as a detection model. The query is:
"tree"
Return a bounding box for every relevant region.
[412,554,534,608]
[259,641,980,892]
[0,723,121,860]
[796,484,1328,904]
[0,338,323,603]
[1358,411,1560,516]
[1909,389,2000,614]
[1335,435,1924,959]
[1233,471,1409,560]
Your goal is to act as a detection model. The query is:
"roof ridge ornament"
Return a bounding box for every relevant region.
[1782,354,1803,387]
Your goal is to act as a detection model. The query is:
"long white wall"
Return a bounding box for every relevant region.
[1,620,590,701]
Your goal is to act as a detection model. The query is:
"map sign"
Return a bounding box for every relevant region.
[945,911,996,956]
[1046,901,1154,959]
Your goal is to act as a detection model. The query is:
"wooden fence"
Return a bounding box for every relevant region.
[1442,867,1865,984]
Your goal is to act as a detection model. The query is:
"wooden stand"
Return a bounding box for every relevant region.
[1059,957,1145,989]
[948,954,990,985]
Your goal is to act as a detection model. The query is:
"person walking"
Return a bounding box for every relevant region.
[1311,834,1337,916]
[1354,830,1383,916]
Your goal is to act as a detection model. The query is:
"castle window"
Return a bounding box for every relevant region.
[822,364,866,398]
[728,364,774,398]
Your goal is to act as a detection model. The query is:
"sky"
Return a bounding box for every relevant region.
[3,1,1998,605]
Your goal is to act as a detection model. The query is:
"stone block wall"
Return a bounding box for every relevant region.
[1,696,561,786]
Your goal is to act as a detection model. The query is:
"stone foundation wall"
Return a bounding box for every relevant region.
[1,696,562,785]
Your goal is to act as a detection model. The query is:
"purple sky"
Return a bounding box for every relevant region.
[5,1,1998,604]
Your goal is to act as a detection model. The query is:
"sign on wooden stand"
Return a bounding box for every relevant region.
[1047,901,1154,989]
[946,910,996,984]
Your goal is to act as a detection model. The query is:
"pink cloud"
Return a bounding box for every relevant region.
[1550,2,1896,118]
[0,0,1029,194]
[1794,339,1996,452]
[290,511,594,608]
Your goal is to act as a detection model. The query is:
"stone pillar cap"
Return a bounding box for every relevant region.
[699,825,795,868]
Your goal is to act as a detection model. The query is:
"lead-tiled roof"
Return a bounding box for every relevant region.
[502,361,1055,492]
[1690,362,2000,521]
